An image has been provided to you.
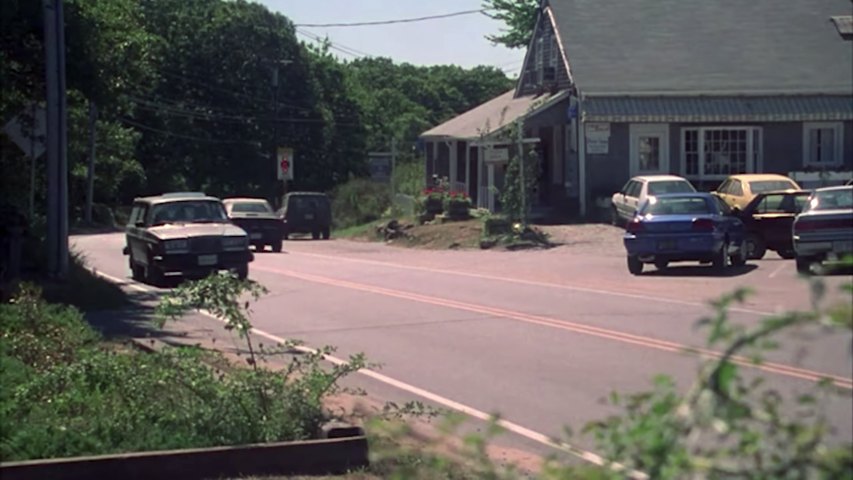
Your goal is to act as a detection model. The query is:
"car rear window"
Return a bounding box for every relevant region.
[647,180,695,195]
[808,188,853,211]
[644,197,712,216]
[150,200,227,225]
[749,180,796,193]
[231,202,271,213]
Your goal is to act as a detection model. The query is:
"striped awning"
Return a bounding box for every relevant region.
[583,95,853,123]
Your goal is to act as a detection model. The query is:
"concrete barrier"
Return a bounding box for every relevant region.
[0,436,369,480]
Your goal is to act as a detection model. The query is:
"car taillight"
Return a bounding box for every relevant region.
[692,218,715,232]
[626,220,644,234]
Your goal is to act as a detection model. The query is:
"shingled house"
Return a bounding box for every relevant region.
[420,0,853,218]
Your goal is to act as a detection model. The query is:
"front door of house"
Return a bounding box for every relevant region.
[629,124,670,177]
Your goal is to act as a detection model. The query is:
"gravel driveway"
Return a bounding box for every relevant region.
[536,223,625,256]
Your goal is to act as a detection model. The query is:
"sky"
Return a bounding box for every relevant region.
[256,0,526,74]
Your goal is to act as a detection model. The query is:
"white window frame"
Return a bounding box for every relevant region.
[802,122,844,168]
[629,124,670,176]
[680,126,763,181]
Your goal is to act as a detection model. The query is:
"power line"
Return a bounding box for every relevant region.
[294,9,486,28]
[120,117,254,144]
[296,29,371,58]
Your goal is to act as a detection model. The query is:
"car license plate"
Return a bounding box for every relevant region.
[305,213,314,220]
[657,240,677,251]
[198,254,217,266]
[250,233,263,240]
[833,240,853,252]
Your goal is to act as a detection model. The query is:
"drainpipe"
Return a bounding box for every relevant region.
[578,94,587,218]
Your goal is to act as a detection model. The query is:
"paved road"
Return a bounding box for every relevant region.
[73,231,853,459]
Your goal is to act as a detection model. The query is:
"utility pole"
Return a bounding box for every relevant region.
[272,66,282,206]
[516,119,526,225]
[29,103,37,221]
[43,0,69,277]
[84,101,97,224]
[390,137,397,199]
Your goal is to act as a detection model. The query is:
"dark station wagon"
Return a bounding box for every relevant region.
[123,192,253,285]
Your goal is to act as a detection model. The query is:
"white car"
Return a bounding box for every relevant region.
[611,175,696,225]
[792,185,853,274]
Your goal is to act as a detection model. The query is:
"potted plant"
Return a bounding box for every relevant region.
[445,191,472,220]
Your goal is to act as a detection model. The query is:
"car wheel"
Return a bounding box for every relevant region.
[312,230,320,240]
[654,259,668,271]
[145,264,165,287]
[129,257,144,281]
[729,240,747,267]
[322,227,330,240]
[271,240,283,252]
[777,249,796,260]
[744,234,766,260]
[712,242,730,273]
[610,207,621,227]
[235,264,249,280]
[795,256,813,275]
[627,255,643,275]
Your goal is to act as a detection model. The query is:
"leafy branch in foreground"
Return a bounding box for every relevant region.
[583,279,853,480]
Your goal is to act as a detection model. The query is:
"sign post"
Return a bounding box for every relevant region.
[277,147,293,203]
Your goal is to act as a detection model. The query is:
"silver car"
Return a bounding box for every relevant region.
[792,185,853,274]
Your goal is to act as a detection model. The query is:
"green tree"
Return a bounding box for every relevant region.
[483,0,540,49]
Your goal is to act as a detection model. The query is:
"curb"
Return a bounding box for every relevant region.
[0,436,369,480]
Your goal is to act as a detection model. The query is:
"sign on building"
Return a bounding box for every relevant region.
[585,123,610,155]
[277,147,294,180]
[484,146,510,163]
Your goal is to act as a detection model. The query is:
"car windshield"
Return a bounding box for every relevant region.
[643,197,713,216]
[230,202,272,213]
[749,180,796,193]
[647,180,695,195]
[149,200,228,225]
[807,189,853,211]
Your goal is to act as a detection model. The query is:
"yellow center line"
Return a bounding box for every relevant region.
[254,264,853,389]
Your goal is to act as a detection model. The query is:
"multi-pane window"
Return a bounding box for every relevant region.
[682,127,762,179]
[803,123,842,166]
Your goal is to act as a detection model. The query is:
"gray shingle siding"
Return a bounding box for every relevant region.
[518,6,572,97]
[585,123,630,199]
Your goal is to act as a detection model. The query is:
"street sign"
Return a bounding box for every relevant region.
[3,104,46,159]
[277,147,294,180]
[368,152,392,182]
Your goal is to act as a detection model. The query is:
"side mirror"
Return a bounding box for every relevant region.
[122,246,129,255]
[730,207,741,216]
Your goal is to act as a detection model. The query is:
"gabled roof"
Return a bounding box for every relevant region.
[549,0,853,95]
[421,89,567,140]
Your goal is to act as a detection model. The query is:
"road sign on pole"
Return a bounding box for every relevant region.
[277,147,293,181]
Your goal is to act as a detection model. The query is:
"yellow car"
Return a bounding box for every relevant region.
[714,174,801,212]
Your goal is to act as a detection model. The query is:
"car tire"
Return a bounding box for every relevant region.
[235,264,249,280]
[777,249,796,260]
[610,207,621,227]
[654,259,668,271]
[627,255,643,275]
[322,227,330,240]
[795,256,813,275]
[312,230,320,240]
[730,240,747,267]
[712,242,730,273]
[271,240,283,253]
[130,258,144,281]
[145,264,165,287]
[744,234,766,260]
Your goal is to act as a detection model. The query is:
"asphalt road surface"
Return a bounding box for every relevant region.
[73,231,853,463]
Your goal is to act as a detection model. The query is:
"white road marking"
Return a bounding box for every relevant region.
[92,269,647,479]
[286,251,774,316]
[768,263,788,279]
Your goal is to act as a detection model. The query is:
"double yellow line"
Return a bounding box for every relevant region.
[254,265,853,390]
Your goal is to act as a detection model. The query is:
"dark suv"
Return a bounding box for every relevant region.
[277,192,332,240]
[123,192,253,285]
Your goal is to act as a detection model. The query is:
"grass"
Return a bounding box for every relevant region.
[333,221,378,240]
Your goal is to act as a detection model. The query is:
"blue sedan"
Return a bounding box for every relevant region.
[623,193,747,275]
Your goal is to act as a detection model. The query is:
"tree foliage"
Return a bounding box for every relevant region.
[483,0,540,49]
[1,0,513,220]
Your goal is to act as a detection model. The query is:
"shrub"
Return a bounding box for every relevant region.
[331,177,391,229]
